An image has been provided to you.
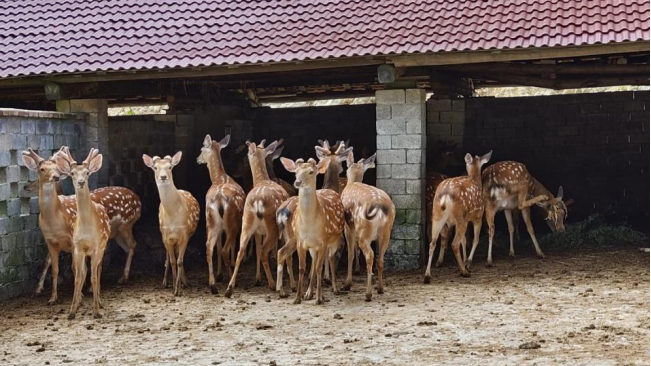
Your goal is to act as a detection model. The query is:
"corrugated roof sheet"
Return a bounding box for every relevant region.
[0,0,648,78]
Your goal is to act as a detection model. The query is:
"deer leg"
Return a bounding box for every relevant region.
[294,245,307,305]
[377,225,390,295]
[343,226,356,291]
[162,252,170,288]
[260,230,278,291]
[466,218,483,269]
[221,228,237,279]
[522,208,545,259]
[91,252,103,319]
[36,253,52,296]
[435,225,449,268]
[504,209,516,257]
[254,233,263,286]
[357,238,375,302]
[461,232,468,263]
[276,238,296,298]
[115,232,132,284]
[425,220,444,283]
[328,244,340,295]
[174,239,189,297]
[513,209,522,241]
[451,222,470,277]
[354,246,361,275]
[315,247,327,305]
[304,248,317,301]
[206,226,220,294]
[485,207,497,267]
[167,245,178,294]
[225,216,255,298]
[323,252,331,285]
[68,250,86,320]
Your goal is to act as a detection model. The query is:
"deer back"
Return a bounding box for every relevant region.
[206,180,246,222]
[293,189,345,241]
[482,161,531,202]
[91,187,142,226]
[435,176,483,215]
[341,182,394,227]
[245,180,289,221]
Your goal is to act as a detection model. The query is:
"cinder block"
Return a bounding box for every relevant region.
[404,239,422,255]
[376,179,406,194]
[440,111,464,124]
[0,152,10,167]
[392,104,424,120]
[405,179,423,194]
[377,149,406,164]
[11,135,27,149]
[6,166,20,183]
[392,194,423,210]
[406,119,424,134]
[451,124,465,136]
[406,89,426,105]
[406,150,423,164]
[452,99,465,111]
[427,99,452,112]
[376,105,391,120]
[20,121,35,134]
[377,135,391,149]
[29,197,39,214]
[376,90,405,105]
[376,119,405,135]
[387,239,405,255]
[427,123,451,136]
[376,164,391,178]
[0,184,10,201]
[405,210,422,224]
[392,164,421,179]
[392,135,424,149]
[557,126,578,136]
[392,224,421,240]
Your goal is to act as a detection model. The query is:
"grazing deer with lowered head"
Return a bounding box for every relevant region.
[53,148,110,319]
[143,152,200,296]
[341,151,395,301]
[275,141,352,298]
[224,140,289,297]
[476,161,569,266]
[197,134,246,294]
[280,157,345,304]
[424,151,492,281]
[23,149,141,304]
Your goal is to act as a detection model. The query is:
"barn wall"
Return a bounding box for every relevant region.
[0,109,88,300]
[428,91,650,231]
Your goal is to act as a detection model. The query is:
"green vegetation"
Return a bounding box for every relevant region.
[541,214,647,248]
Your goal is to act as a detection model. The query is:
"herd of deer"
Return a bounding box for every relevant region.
[21,135,570,320]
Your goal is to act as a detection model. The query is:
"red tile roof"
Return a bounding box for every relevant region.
[0,0,648,79]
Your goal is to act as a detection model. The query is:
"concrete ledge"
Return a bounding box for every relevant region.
[0,108,85,120]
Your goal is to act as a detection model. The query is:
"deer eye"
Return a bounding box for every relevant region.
[40,168,45,172]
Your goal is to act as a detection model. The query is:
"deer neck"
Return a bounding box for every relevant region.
[156,180,183,215]
[74,183,96,229]
[467,167,483,189]
[322,160,341,193]
[249,157,270,187]
[265,158,277,180]
[207,151,227,184]
[298,181,320,221]
[38,180,63,217]
[346,169,364,185]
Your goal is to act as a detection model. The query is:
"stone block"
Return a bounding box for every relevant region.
[0,218,8,236]
[29,197,39,214]
[405,179,423,194]
[376,119,406,135]
[452,99,466,111]
[376,164,391,178]
[404,240,422,255]
[376,179,405,194]
[406,150,423,164]
[376,90,405,105]
[377,149,405,164]
[405,210,422,224]
[376,105,391,120]
[440,111,464,124]
[393,209,406,225]
[392,135,424,149]
[406,119,425,134]
[392,224,421,240]
[6,166,20,183]
[387,239,405,254]
[392,164,421,179]
[377,135,391,149]
[451,124,465,136]
[6,199,20,217]
[0,152,10,167]
[20,120,35,134]
[427,99,452,111]
[406,89,426,105]
[427,123,451,136]
[0,184,10,201]
[392,194,423,210]
[392,104,424,120]
[427,110,440,123]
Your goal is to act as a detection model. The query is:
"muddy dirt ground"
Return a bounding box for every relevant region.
[0,247,648,365]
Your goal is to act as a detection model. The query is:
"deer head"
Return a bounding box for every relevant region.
[22,148,66,188]
[197,134,230,165]
[345,151,376,184]
[463,151,492,178]
[54,147,103,190]
[143,151,182,185]
[315,141,354,176]
[537,186,568,233]
[280,157,328,189]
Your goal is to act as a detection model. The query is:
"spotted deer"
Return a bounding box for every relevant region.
[477,161,569,266]
[23,149,141,305]
[196,134,246,294]
[53,148,110,319]
[275,142,352,298]
[279,157,345,305]
[143,152,200,296]
[424,151,492,281]
[340,151,395,301]
[224,140,289,298]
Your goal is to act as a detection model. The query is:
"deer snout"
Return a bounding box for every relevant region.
[159,175,168,182]
[77,179,86,188]
[294,180,302,189]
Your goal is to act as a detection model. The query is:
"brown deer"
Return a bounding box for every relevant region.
[275,141,352,298]
[224,140,289,298]
[196,134,246,294]
[424,151,492,281]
[24,178,64,195]
[143,151,200,296]
[53,148,110,319]
[475,161,569,266]
[233,139,296,197]
[23,149,141,304]
[341,151,395,301]
[279,157,345,305]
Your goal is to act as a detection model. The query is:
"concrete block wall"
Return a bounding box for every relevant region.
[375,89,427,269]
[0,109,87,300]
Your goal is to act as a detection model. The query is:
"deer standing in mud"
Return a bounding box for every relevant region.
[224,140,289,298]
[23,149,141,304]
[341,151,395,301]
[475,161,569,266]
[424,151,492,281]
[197,134,246,294]
[143,152,200,296]
[280,157,345,304]
[53,148,110,319]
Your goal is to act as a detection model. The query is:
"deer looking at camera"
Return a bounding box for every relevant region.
[275,141,352,298]
[224,140,289,298]
[196,134,246,294]
[53,148,110,319]
[477,161,569,266]
[424,151,492,281]
[23,149,141,304]
[143,152,200,296]
[280,157,345,305]
[341,151,395,301]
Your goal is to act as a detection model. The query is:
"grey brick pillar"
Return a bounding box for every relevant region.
[376,89,426,269]
[426,97,466,156]
[56,99,109,189]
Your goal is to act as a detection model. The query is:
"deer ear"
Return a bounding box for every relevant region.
[247,141,257,155]
[264,141,278,157]
[88,153,103,173]
[316,158,329,174]
[54,154,72,175]
[480,150,493,165]
[280,157,297,173]
[363,153,376,170]
[464,153,473,165]
[22,153,38,170]
[219,134,230,149]
[337,146,354,162]
[271,145,284,160]
[556,186,564,200]
[346,151,355,167]
[142,154,154,168]
[315,146,330,160]
[203,134,212,148]
[171,151,183,166]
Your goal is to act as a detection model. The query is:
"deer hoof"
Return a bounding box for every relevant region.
[291,286,297,293]
[47,298,59,306]
[279,292,289,299]
[210,285,219,295]
[486,261,493,268]
[435,261,443,268]
[537,253,546,260]
[377,288,384,295]
[341,283,351,291]
[423,275,431,284]
[93,312,103,319]
[224,286,234,298]
[254,279,262,287]
[293,297,301,305]
[316,298,324,305]
[117,277,127,285]
[365,293,372,302]
[67,313,76,320]
[460,271,471,278]
[324,278,332,286]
